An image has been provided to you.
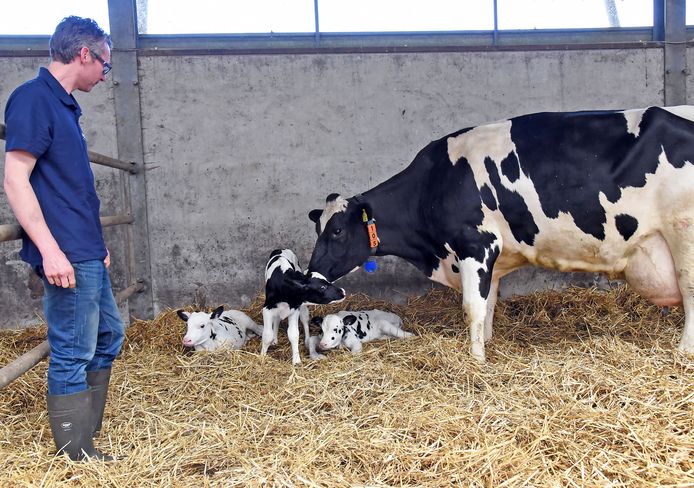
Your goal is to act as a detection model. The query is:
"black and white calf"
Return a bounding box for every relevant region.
[262,249,345,364]
[177,306,263,351]
[308,106,694,362]
[308,309,413,356]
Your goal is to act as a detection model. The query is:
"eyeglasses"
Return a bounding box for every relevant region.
[89,50,112,76]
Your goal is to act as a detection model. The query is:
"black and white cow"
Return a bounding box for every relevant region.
[262,249,346,364]
[308,106,694,362]
[308,310,413,356]
[177,306,263,351]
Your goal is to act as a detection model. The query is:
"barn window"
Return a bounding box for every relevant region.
[317,0,493,32]
[0,0,109,35]
[497,0,653,29]
[137,0,315,34]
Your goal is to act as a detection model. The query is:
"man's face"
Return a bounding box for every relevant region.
[79,41,110,92]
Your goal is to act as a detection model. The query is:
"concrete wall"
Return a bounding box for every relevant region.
[0,46,669,328]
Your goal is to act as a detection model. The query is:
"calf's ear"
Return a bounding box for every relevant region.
[210,305,224,319]
[310,316,323,326]
[308,209,322,224]
[342,315,358,326]
[176,310,189,322]
[286,271,308,292]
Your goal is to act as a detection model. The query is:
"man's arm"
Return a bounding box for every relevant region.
[3,150,75,288]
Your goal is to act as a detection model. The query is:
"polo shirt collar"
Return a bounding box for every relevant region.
[38,67,81,111]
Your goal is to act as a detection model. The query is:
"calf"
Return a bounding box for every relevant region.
[309,310,413,355]
[177,306,263,351]
[308,106,694,362]
[262,249,345,364]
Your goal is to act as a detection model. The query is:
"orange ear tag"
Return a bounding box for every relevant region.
[367,221,379,248]
[362,209,379,248]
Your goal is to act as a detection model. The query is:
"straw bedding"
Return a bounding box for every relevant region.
[0,284,692,487]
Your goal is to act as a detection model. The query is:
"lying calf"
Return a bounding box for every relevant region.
[309,309,414,355]
[262,248,345,364]
[177,306,263,351]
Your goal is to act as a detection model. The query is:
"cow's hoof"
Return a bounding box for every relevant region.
[677,339,694,355]
[310,353,326,360]
[471,344,486,363]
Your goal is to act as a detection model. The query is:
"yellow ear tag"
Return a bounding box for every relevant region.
[362,209,368,223]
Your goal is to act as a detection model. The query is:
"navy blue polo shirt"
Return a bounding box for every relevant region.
[4,67,106,266]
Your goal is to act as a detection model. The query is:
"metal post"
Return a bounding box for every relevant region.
[653,0,665,41]
[663,0,687,106]
[108,0,155,320]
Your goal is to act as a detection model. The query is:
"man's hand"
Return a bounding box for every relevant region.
[43,249,75,288]
[104,249,111,269]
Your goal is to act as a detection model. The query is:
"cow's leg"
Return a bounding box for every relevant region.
[662,219,694,354]
[287,310,302,365]
[484,278,499,343]
[459,235,501,362]
[260,308,278,356]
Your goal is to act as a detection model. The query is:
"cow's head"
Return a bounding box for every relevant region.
[308,193,373,282]
[176,305,224,347]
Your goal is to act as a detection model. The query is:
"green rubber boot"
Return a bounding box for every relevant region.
[47,390,113,461]
[86,368,111,436]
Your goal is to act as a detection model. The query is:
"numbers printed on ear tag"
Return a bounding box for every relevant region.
[367,220,378,248]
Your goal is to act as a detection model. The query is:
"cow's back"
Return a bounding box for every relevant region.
[438,106,694,274]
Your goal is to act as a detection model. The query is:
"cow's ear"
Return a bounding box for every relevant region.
[309,209,322,224]
[176,310,189,322]
[342,315,357,326]
[310,316,323,326]
[210,306,224,319]
[326,193,341,203]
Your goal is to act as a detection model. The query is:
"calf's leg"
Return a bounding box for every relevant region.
[287,310,302,364]
[260,308,279,356]
[377,320,414,339]
[299,304,312,351]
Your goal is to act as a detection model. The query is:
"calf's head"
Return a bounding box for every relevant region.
[176,305,224,347]
[312,314,357,350]
[285,270,346,305]
[308,194,373,282]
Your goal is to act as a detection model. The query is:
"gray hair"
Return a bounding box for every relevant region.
[49,16,112,64]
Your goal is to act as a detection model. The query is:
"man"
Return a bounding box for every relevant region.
[3,16,123,462]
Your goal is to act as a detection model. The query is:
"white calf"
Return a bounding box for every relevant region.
[309,309,414,356]
[177,306,263,351]
[262,249,345,364]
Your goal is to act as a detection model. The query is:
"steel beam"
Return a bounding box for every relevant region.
[664,0,687,105]
[108,0,154,321]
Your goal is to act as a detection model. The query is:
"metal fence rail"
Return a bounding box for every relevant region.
[0,121,144,389]
[0,123,138,174]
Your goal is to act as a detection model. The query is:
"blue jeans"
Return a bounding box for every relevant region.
[40,260,125,395]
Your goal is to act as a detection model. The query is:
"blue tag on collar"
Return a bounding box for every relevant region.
[364,257,377,273]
